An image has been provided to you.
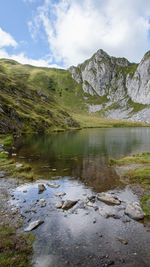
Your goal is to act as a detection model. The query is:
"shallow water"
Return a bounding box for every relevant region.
[10,128,150,266]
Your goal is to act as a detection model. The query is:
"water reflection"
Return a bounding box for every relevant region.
[10,128,150,266]
[14,127,150,192]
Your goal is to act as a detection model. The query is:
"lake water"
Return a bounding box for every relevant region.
[10,128,150,267]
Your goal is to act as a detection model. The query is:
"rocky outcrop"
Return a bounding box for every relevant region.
[69,49,150,122]
[126,51,150,105]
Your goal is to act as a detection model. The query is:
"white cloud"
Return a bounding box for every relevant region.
[0,49,61,68]
[29,0,150,67]
[0,27,17,48]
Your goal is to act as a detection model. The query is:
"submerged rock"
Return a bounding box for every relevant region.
[118,237,128,245]
[99,207,121,219]
[97,192,121,205]
[125,202,145,220]
[24,220,44,231]
[47,182,60,188]
[40,198,46,207]
[62,200,78,210]
[55,192,66,197]
[38,184,46,194]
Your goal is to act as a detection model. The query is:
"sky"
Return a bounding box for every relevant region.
[0,0,150,68]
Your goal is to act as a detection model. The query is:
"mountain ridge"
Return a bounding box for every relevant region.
[0,49,150,134]
[69,49,150,122]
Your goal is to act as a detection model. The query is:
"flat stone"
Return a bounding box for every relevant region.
[125,202,145,220]
[24,220,44,231]
[47,182,60,188]
[38,184,46,194]
[97,192,121,205]
[55,192,66,197]
[62,200,78,210]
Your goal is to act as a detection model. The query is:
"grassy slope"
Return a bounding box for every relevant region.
[0,59,149,134]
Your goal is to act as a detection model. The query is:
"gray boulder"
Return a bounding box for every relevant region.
[125,202,145,220]
[62,200,78,210]
[97,192,121,205]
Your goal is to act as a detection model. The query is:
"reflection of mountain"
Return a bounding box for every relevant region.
[14,128,150,191]
[72,156,122,192]
[16,128,150,160]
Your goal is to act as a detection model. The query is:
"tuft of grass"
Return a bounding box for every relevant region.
[141,194,150,217]
[0,223,34,267]
[3,135,13,147]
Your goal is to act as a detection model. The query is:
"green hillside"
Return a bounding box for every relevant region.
[0,59,149,134]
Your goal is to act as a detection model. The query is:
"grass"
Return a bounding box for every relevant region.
[0,135,13,147]
[109,152,150,215]
[141,194,150,217]
[109,152,150,166]
[0,223,34,267]
[72,113,150,129]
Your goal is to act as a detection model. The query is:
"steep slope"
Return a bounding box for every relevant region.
[0,59,83,133]
[69,49,150,122]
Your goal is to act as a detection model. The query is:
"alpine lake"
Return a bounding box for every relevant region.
[7,128,150,266]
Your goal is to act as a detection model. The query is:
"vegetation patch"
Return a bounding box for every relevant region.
[109,152,150,215]
[72,114,150,129]
[0,223,34,267]
[141,194,150,217]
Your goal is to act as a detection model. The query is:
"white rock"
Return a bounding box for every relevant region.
[125,202,145,220]
[97,192,121,205]
[55,201,64,208]
[24,220,44,231]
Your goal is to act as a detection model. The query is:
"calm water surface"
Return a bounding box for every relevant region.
[11,128,150,267]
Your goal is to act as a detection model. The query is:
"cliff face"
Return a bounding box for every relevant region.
[69,49,150,122]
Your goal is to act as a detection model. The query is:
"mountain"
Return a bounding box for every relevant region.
[0,49,150,134]
[69,49,150,122]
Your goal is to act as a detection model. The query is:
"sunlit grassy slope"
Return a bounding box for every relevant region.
[0,59,149,133]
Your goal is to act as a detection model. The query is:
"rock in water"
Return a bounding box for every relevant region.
[99,207,120,219]
[55,201,64,208]
[47,182,60,188]
[118,237,128,245]
[55,192,66,197]
[24,220,44,232]
[62,200,78,210]
[38,184,46,194]
[125,202,145,220]
[97,192,121,205]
